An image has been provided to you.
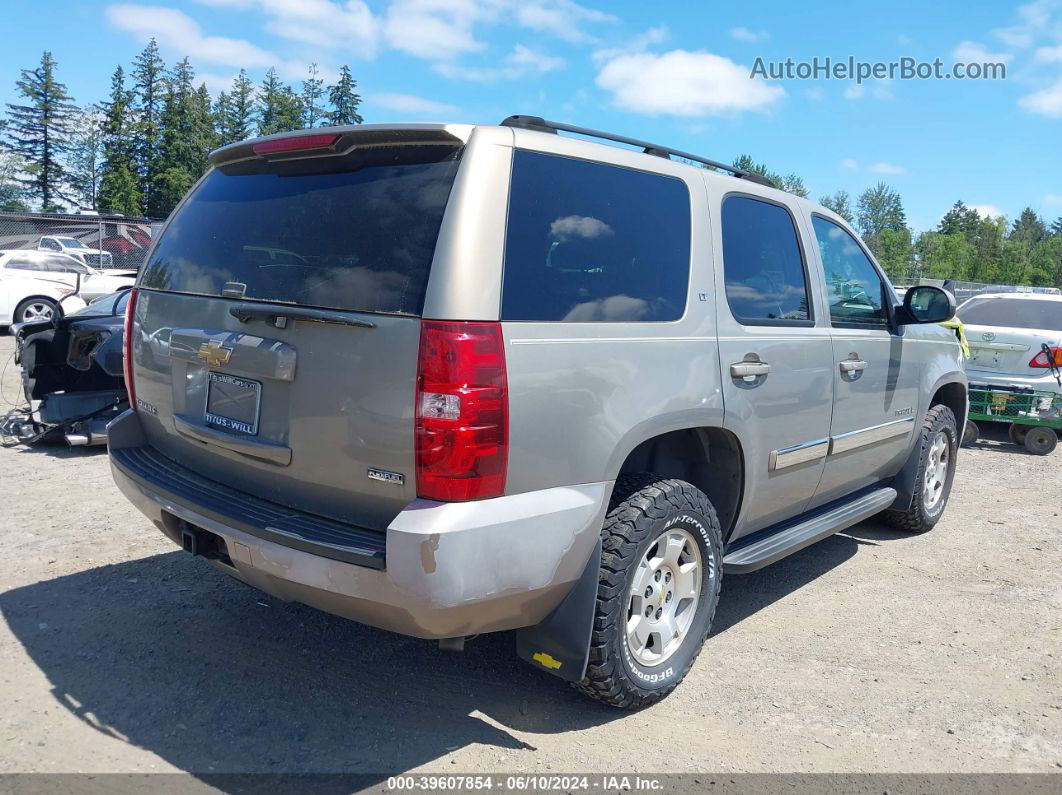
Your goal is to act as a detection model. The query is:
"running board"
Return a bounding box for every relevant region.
[722,487,897,574]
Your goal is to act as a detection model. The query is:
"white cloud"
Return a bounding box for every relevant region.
[841,158,858,169]
[1044,193,1062,206]
[1019,79,1062,116]
[968,204,1004,219]
[871,162,905,175]
[550,215,613,240]
[843,83,865,100]
[515,0,617,44]
[897,34,912,46]
[383,0,498,61]
[803,87,825,101]
[595,49,784,117]
[953,40,1013,64]
[189,1,378,54]
[592,25,668,66]
[730,26,769,43]
[993,0,1060,48]
[1035,43,1062,61]
[382,0,614,61]
[435,44,564,81]
[106,4,277,68]
[369,92,458,115]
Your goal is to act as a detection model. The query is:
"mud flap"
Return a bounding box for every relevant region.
[515,536,601,683]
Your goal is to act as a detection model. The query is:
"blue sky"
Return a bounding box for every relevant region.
[3,0,1061,232]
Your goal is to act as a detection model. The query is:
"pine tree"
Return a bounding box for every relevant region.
[1008,207,1046,249]
[327,65,363,125]
[131,39,167,216]
[779,173,808,198]
[215,70,254,145]
[67,107,105,211]
[820,190,855,224]
[731,154,780,187]
[4,51,77,211]
[258,68,303,135]
[937,200,981,237]
[213,90,232,142]
[154,60,215,215]
[1050,217,1062,237]
[98,65,141,215]
[300,63,325,128]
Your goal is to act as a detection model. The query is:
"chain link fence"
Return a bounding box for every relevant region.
[908,278,1061,304]
[0,211,162,270]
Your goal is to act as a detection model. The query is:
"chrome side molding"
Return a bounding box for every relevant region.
[769,417,915,472]
[769,438,830,471]
[829,417,915,456]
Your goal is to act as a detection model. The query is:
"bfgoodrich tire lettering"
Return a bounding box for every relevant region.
[882,404,958,533]
[573,474,723,709]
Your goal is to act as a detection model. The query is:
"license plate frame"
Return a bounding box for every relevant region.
[204,372,262,436]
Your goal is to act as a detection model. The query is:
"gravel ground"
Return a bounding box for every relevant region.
[0,332,1060,780]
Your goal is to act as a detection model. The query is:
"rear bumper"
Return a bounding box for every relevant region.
[966,369,1062,397]
[107,410,610,639]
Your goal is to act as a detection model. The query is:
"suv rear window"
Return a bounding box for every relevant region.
[140,145,462,316]
[501,150,691,322]
[958,296,1061,330]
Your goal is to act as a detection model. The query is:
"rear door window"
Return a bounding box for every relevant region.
[140,145,462,316]
[721,196,812,325]
[502,150,691,322]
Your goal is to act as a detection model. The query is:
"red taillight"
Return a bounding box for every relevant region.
[415,320,508,501]
[1029,347,1062,368]
[252,133,340,155]
[123,288,138,409]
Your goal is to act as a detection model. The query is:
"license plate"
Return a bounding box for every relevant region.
[969,350,1001,370]
[205,372,261,435]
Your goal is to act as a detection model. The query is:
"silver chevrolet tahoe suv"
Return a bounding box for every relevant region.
[109,117,967,708]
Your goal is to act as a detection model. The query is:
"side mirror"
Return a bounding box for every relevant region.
[900,285,955,325]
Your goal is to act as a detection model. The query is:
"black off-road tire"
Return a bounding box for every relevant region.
[573,474,723,709]
[1008,423,1028,446]
[882,404,958,533]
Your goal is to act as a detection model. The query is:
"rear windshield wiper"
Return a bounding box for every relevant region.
[229,303,375,330]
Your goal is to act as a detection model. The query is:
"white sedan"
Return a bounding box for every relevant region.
[0,250,136,303]
[959,292,1062,396]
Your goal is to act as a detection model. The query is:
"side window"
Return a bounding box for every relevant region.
[40,238,60,251]
[720,196,811,324]
[4,256,42,271]
[812,216,889,328]
[502,150,691,322]
[45,256,87,273]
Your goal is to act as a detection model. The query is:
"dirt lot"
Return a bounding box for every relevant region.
[1,332,1060,780]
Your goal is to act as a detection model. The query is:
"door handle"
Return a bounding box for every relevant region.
[839,359,868,373]
[730,361,771,380]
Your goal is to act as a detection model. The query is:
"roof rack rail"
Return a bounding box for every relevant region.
[500,115,775,188]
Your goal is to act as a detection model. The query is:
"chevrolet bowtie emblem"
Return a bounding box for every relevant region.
[197,340,232,368]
